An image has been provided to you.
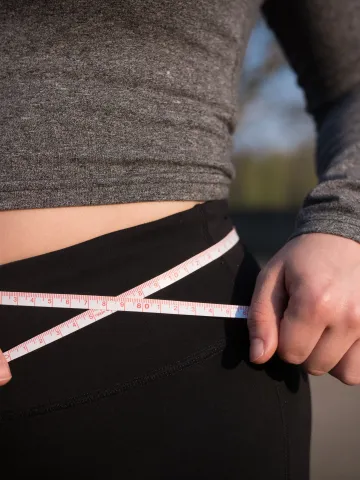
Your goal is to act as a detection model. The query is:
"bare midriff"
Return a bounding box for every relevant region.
[0,201,204,265]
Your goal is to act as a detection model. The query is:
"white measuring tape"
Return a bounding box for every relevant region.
[0,227,248,363]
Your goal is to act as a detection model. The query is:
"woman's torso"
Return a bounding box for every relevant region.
[0,0,261,264]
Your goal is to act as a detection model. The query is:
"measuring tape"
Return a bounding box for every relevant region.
[0,227,248,362]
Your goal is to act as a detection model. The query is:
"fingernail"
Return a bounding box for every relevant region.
[0,349,12,381]
[250,338,264,362]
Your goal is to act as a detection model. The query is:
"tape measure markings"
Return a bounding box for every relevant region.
[0,293,248,318]
[1,228,246,362]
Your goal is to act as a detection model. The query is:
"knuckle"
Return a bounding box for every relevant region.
[312,289,332,315]
[346,304,360,330]
[248,301,270,324]
[296,286,333,324]
[277,347,307,365]
[247,318,268,338]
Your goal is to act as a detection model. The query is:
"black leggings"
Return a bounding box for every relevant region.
[0,200,311,479]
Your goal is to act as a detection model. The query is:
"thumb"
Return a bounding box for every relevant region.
[0,349,12,386]
[247,262,287,364]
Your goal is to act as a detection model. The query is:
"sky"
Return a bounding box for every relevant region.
[233,21,316,154]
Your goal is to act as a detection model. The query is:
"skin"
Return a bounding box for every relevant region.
[247,232,360,386]
[0,201,204,264]
[0,201,204,385]
[0,350,11,386]
[0,207,359,387]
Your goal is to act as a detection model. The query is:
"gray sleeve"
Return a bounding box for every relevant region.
[261,0,360,244]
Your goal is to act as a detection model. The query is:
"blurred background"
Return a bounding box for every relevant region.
[229,19,360,480]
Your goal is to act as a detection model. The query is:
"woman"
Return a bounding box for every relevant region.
[1,1,360,478]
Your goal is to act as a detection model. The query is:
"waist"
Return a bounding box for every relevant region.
[0,201,204,265]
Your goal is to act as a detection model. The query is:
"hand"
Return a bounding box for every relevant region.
[0,349,12,386]
[247,232,360,385]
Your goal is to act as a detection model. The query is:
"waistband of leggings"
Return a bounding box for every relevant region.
[0,199,234,281]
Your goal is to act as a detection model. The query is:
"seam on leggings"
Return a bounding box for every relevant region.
[0,338,226,424]
[199,205,241,278]
[275,383,290,480]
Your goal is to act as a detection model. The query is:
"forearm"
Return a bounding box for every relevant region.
[289,87,360,243]
[261,0,360,244]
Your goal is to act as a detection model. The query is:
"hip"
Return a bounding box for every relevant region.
[0,200,203,264]
[0,199,311,479]
[0,199,251,406]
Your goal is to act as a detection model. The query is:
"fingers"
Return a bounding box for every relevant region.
[251,233,360,384]
[302,327,355,375]
[0,349,12,386]
[278,284,360,382]
[247,263,287,363]
[277,286,328,365]
[330,339,360,385]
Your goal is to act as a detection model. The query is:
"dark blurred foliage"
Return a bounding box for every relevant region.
[230,146,316,211]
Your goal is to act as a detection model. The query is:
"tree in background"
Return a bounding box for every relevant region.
[230,19,316,211]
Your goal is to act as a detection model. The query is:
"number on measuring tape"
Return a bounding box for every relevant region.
[1,228,248,362]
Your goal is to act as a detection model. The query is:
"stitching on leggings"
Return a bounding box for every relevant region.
[199,205,241,278]
[275,383,290,480]
[0,339,226,424]
[199,203,216,247]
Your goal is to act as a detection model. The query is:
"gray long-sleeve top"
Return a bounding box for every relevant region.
[1,0,360,244]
